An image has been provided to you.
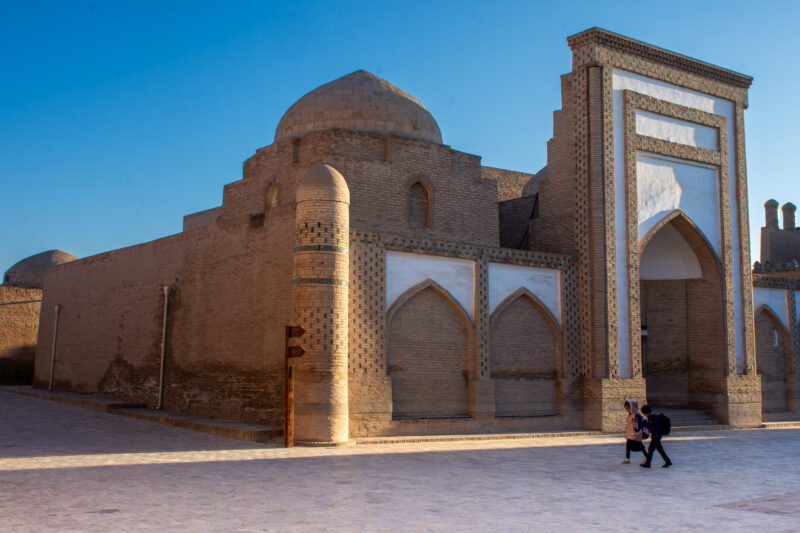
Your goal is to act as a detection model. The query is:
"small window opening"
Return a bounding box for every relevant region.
[408,182,431,228]
[266,183,279,209]
[773,329,779,348]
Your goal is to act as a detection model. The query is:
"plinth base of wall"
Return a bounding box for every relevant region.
[292,439,353,447]
[721,373,762,428]
[583,377,647,433]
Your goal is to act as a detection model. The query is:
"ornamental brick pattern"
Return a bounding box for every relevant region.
[562,28,758,428]
[622,89,729,378]
[291,165,350,444]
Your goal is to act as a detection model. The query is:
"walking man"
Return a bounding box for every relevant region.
[640,405,672,468]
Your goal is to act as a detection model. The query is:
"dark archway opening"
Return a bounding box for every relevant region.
[640,215,725,412]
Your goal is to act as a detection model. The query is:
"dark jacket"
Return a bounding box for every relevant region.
[644,414,664,438]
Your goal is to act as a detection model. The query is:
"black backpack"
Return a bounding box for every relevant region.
[659,413,672,436]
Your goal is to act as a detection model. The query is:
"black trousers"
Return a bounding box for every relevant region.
[626,439,646,459]
[645,436,671,465]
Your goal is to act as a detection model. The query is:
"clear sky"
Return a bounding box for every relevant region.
[2,0,799,273]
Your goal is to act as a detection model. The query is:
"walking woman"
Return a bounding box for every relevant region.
[621,399,647,464]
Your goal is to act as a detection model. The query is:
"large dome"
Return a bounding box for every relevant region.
[275,70,442,144]
[3,250,77,288]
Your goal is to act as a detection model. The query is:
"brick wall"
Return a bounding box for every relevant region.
[754,310,790,410]
[498,196,537,249]
[761,226,800,264]
[388,286,470,418]
[35,207,295,426]
[490,295,559,416]
[480,166,532,202]
[347,228,580,437]
[238,130,500,248]
[640,280,689,406]
[0,286,42,384]
[529,74,577,258]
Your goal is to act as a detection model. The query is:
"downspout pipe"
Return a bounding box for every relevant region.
[48,304,61,391]
[157,286,170,410]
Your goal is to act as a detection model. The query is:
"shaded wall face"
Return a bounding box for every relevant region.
[388,287,469,418]
[755,312,789,410]
[640,280,689,406]
[761,226,800,264]
[34,208,296,426]
[0,287,42,385]
[490,296,558,416]
[685,275,725,406]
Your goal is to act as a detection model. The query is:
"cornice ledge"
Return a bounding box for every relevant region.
[567,27,753,89]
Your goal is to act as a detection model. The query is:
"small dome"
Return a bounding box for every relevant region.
[3,250,77,288]
[297,164,350,205]
[276,70,442,144]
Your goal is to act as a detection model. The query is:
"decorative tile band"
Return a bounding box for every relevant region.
[294,245,349,254]
[292,278,350,287]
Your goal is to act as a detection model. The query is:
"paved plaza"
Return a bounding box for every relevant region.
[1,390,799,532]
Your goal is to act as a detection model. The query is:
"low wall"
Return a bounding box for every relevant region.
[0,287,42,384]
[34,206,295,426]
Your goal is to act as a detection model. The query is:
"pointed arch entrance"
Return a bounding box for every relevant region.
[754,306,791,411]
[638,212,725,409]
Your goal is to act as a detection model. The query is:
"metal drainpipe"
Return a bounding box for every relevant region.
[48,304,61,391]
[157,286,170,410]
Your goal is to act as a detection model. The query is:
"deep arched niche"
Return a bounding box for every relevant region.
[639,213,724,410]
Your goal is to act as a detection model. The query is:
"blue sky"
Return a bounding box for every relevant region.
[2,0,798,272]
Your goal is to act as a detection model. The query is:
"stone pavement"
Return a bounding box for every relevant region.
[1,390,799,532]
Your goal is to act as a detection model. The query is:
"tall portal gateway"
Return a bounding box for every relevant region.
[531,28,760,430]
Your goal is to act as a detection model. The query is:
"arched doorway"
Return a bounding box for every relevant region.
[754,307,790,411]
[490,290,560,417]
[386,281,471,419]
[639,214,724,410]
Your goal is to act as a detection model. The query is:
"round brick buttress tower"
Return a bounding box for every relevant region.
[292,164,350,444]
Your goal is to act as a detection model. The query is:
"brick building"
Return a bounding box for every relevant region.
[752,201,799,419]
[24,28,799,443]
[0,250,75,385]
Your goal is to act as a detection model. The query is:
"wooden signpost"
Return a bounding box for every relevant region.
[284,325,305,448]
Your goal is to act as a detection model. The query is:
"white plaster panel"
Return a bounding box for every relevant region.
[753,287,790,330]
[636,153,720,254]
[488,263,561,324]
[796,292,800,327]
[640,223,702,280]
[385,251,475,318]
[635,110,718,151]
[612,69,742,376]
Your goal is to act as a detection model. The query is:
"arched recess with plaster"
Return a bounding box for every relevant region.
[489,288,561,417]
[386,279,473,419]
[637,210,725,411]
[754,305,791,411]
